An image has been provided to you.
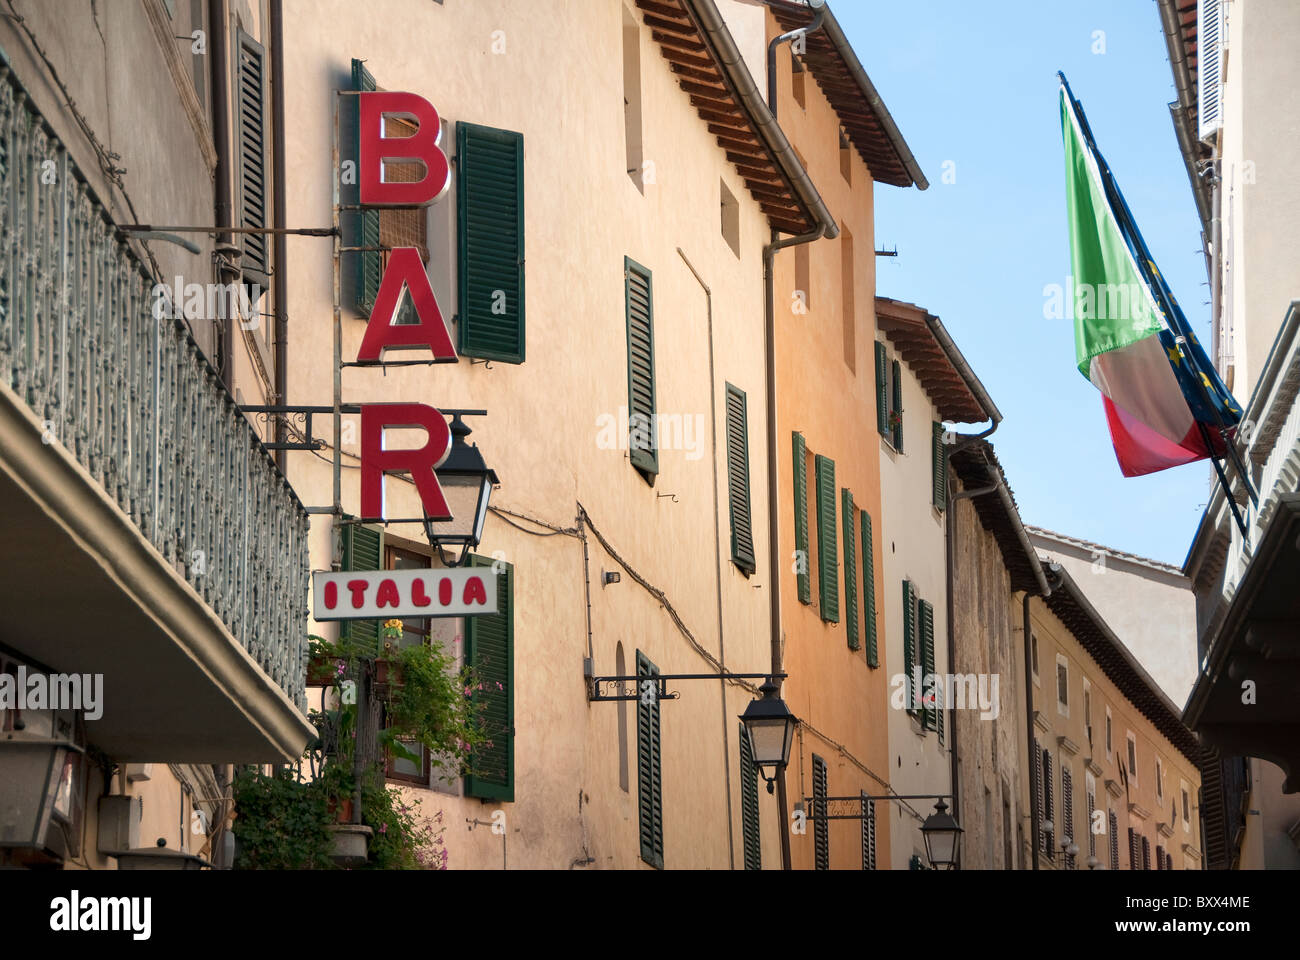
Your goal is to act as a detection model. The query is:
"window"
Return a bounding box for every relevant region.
[815,455,838,622]
[874,343,905,451]
[792,432,810,605]
[860,791,876,870]
[622,5,644,192]
[860,510,878,667]
[1155,757,1164,803]
[841,225,854,371]
[383,545,437,785]
[616,643,629,793]
[931,422,949,510]
[457,122,525,363]
[791,55,806,110]
[812,754,829,869]
[1062,765,1075,869]
[720,180,740,258]
[237,30,269,287]
[739,723,761,870]
[839,131,852,184]
[1126,732,1138,786]
[841,489,859,650]
[464,554,514,801]
[1109,809,1120,869]
[1181,784,1191,830]
[636,650,663,869]
[725,384,756,575]
[1056,654,1069,716]
[1084,682,1092,746]
[624,257,658,482]
[1105,705,1113,759]
[1042,749,1054,860]
[1030,633,1039,683]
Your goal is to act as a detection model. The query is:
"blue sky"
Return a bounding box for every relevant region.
[840,0,1212,566]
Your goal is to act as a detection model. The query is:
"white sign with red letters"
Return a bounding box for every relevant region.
[312,568,497,620]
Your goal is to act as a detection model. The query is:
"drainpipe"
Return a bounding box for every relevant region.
[270,0,289,467]
[759,4,835,872]
[209,0,234,389]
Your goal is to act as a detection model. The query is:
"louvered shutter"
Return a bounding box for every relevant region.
[860,791,875,870]
[339,522,382,651]
[935,676,944,746]
[1156,844,1164,871]
[874,342,889,435]
[1043,750,1054,859]
[457,122,525,363]
[1142,835,1151,870]
[236,31,269,283]
[1062,766,1075,869]
[841,489,858,650]
[860,510,877,666]
[725,384,756,575]
[890,359,904,451]
[464,555,514,801]
[1087,790,1097,859]
[1197,0,1225,140]
[931,421,948,510]
[636,650,664,869]
[919,598,936,730]
[812,754,829,870]
[815,455,838,622]
[739,722,761,870]
[624,258,658,479]
[903,580,916,714]
[1109,810,1120,869]
[1128,828,1139,870]
[792,432,810,605]
[1033,737,1044,849]
[347,59,381,315]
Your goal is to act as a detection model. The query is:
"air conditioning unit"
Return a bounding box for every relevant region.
[1197,0,1227,141]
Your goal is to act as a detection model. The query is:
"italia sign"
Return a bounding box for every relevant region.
[313,568,496,620]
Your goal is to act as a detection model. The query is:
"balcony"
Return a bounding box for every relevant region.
[0,62,312,762]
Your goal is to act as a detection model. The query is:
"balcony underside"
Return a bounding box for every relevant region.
[0,381,314,763]
[1186,494,1300,792]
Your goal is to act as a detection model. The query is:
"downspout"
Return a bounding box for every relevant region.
[269,0,289,468]
[209,0,234,389]
[677,247,736,870]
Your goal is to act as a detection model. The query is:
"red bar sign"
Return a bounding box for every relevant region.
[313,568,497,620]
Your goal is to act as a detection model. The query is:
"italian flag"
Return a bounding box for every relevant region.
[1059,76,1240,477]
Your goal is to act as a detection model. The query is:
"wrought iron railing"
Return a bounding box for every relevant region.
[0,61,309,711]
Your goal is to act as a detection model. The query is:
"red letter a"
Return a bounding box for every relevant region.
[357,248,457,362]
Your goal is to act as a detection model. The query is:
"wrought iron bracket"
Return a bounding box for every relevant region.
[801,793,952,821]
[587,672,784,703]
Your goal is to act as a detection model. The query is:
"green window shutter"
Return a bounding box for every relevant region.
[874,341,889,435]
[920,597,936,730]
[861,791,876,870]
[624,257,658,481]
[891,358,904,451]
[348,58,380,315]
[739,722,761,870]
[725,384,756,575]
[841,488,859,650]
[815,455,838,623]
[236,31,269,283]
[339,522,383,652]
[464,555,514,801]
[902,579,915,714]
[457,122,525,363]
[932,421,948,510]
[792,432,810,605]
[861,510,878,667]
[812,753,829,870]
[636,650,664,869]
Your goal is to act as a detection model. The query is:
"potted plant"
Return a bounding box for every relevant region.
[306,635,344,687]
[374,620,406,688]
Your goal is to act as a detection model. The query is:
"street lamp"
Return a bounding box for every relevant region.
[423,414,499,567]
[739,679,797,793]
[0,707,83,856]
[920,799,963,869]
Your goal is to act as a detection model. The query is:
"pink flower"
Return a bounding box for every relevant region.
[463,685,471,696]
[496,682,504,691]
[379,823,387,834]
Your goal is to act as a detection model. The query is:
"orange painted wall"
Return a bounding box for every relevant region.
[767,13,894,870]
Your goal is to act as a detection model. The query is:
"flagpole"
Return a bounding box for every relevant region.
[1059,73,1257,538]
